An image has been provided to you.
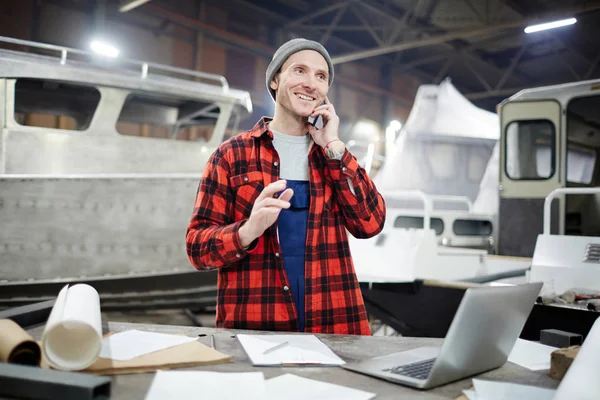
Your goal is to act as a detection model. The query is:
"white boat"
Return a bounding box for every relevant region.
[0,36,252,309]
[360,77,600,338]
[350,79,530,286]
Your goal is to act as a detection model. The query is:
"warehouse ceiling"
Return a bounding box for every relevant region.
[50,0,600,110]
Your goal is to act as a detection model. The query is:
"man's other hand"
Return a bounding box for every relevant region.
[238,180,294,248]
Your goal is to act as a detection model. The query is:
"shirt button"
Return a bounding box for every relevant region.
[275,252,280,257]
[274,161,279,166]
[243,176,248,182]
[283,286,289,291]
[342,167,347,172]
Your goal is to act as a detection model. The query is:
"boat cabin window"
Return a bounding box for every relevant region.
[566,147,596,184]
[563,95,600,237]
[116,92,220,142]
[505,119,555,180]
[467,145,493,183]
[14,78,101,131]
[427,143,458,180]
[393,216,445,235]
[566,95,600,185]
[453,219,492,236]
[386,136,495,201]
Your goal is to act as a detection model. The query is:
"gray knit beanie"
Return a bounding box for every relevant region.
[266,38,334,102]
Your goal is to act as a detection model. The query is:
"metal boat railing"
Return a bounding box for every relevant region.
[0,36,229,90]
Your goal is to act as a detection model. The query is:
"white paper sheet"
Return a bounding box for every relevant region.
[469,379,555,400]
[145,371,266,400]
[236,334,345,366]
[462,389,477,400]
[41,284,103,371]
[554,317,600,400]
[507,339,557,370]
[266,374,376,400]
[99,329,197,361]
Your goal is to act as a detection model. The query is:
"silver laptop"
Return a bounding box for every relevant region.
[342,282,543,390]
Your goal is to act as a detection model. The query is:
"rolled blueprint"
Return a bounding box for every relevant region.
[0,319,41,366]
[41,284,102,371]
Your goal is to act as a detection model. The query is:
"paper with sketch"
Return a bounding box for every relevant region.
[99,330,197,361]
[145,370,266,400]
[41,284,103,371]
[236,334,345,366]
[462,379,555,400]
[266,373,376,400]
[508,339,557,370]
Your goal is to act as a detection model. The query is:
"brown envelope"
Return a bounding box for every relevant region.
[39,332,232,375]
[83,339,232,375]
[0,319,41,366]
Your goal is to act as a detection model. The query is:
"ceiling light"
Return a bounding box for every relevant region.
[389,120,402,131]
[90,40,120,58]
[119,0,152,13]
[524,18,576,34]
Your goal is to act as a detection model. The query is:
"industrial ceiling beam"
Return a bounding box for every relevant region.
[276,0,310,12]
[350,4,383,46]
[463,0,485,22]
[461,56,493,91]
[495,43,527,90]
[397,53,448,71]
[331,2,600,64]
[288,0,357,26]
[501,5,595,83]
[434,57,454,83]
[119,0,152,13]
[384,0,428,45]
[465,87,523,100]
[224,0,287,23]
[343,0,534,85]
[585,51,600,79]
[320,4,348,45]
[329,21,519,64]
[294,25,386,31]
[202,0,375,60]
[551,36,582,81]
[144,4,275,55]
[360,0,555,98]
[347,0,532,92]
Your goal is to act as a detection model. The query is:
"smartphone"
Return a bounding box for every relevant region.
[308,114,321,127]
[308,102,325,129]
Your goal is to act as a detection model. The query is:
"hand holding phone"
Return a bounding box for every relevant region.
[306,97,340,149]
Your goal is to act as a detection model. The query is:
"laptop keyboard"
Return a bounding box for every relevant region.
[382,358,436,380]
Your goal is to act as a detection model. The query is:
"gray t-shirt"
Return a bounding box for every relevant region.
[270,127,355,195]
[271,128,310,181]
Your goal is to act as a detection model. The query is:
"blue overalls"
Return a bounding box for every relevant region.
[277,180,309,332]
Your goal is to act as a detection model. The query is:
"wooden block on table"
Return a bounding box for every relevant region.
[454,386,473,399]
[550,346,580,381]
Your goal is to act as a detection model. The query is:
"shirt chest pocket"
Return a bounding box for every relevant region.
[229,171,264,218]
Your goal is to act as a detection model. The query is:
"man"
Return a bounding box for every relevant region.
[186,38,386,335]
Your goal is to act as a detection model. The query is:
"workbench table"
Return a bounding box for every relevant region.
[24,321,560,400]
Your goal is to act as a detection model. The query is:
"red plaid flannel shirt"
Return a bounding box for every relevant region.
[186,117,386,335]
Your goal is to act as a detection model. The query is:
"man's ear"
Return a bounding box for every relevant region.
[270,75,279,91]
